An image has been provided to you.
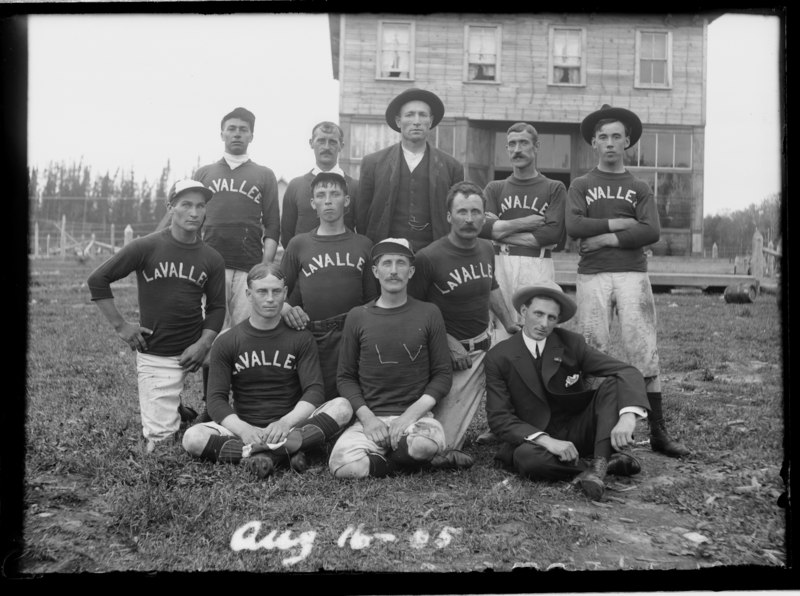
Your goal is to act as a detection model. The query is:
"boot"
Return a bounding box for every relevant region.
[429,449,475,470]
[574,456,608,500]
[647,392,690,458]
[607,452,642,476]
[650,420,690,457]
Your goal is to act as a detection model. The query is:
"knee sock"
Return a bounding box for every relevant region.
[367,453,396,478]
[202,366,209,403]
[200,434,243,464]
[387,436,426,472]
[283,412,340,454]
[647,392,665,425]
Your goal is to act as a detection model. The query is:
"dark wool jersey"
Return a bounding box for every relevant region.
[194,159,280,272]
[409,236,499,340]
[481,174,567,249]
[337,297,452,416]
[566,168,660,274]
[280,171,359,248]
[206,319,325,426]
[87,229,226,357]
[280,230,377,321]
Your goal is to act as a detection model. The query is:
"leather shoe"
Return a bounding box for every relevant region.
[429,449,474,470]
[243,452,275,479]
[289,451,309,474]
[650,422,690,458]
[475,430,499,445]
[573,456,608,500]
[607,452,641,476]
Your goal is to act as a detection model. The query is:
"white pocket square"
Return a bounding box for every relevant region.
[565,374,580,387]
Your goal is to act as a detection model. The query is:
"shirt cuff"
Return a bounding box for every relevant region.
[524,432,548,443]
[620,406,648,419]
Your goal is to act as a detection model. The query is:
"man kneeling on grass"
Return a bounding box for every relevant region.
[182,263,353,478]
[329,238,472,479]
[484,281,649,500]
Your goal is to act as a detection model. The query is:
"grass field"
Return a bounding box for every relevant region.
[17,256,790,587]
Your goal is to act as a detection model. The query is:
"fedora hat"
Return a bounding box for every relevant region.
[512,280,577,322]
[385,88,445,132]
[580,104,643,148]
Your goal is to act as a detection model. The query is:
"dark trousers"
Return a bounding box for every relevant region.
[499,377,620,482]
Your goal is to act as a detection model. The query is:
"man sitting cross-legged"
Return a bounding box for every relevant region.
[329,238,458,479]
[182,263,353,478]
[484,280,649,500]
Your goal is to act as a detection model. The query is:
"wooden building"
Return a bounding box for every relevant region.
[328,12,719,256]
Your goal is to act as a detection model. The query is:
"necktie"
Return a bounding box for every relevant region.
[534,343,542,373]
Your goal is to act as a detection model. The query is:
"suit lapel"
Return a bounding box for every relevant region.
[541,333,565,388]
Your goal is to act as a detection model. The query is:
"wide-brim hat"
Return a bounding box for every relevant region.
[385,88,445,132]
[370,237,415,262]
[512,280,577,322]
[168,179,213,204]
[580,104,643,148]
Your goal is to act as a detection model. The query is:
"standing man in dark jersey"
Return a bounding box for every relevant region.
[566,104,689,458]
[88,180,226,454]
[181,263,353,478]
[280,172,377,400]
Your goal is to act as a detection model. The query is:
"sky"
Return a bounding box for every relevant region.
[27,11,783,216]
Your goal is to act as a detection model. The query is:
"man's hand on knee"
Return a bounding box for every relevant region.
[538,436,579,464]
[611,412,637,451]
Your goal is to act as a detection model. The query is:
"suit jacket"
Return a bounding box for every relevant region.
[356,142,464,244]
[484,328,649,447]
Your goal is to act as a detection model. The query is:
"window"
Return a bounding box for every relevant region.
[549,27,585,86]
[465,25,500,83]
[636,30,672,88]
[378,21,414,80]
[625,132,692,169]
[625,131,693,229]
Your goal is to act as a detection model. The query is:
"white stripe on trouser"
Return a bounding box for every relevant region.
[432,349,487,450]
[136,352,189,442]
[491,254,555,344]
[223,268,252,331]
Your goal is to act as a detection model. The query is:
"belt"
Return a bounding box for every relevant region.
[494,244,552,258]
[460,333,492,353]
[307,315,346,332]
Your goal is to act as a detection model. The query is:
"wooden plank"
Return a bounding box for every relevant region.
[555,270,758,290]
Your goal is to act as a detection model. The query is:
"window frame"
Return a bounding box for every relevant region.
[634,29,673,89]
[376,20,416,81]
[625,129,694,230]
[463,23,502,84]
[548,26,587,87]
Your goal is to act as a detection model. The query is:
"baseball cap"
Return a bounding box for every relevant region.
[370,237,415,262]
[168,179,213,204]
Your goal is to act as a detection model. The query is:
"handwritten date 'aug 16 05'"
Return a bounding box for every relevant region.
[231,522,463,566]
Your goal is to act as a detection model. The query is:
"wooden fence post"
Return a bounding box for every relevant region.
[711,242,718,260]
[60,214,67,258]
[46,234,51,257]
[751,229,764,280]
[110,223,116,251]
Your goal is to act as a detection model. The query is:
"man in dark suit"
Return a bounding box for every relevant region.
[484,280,650,500]
[357,88,464,253]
